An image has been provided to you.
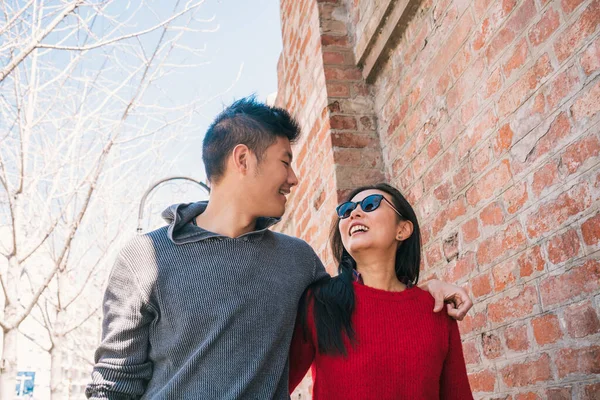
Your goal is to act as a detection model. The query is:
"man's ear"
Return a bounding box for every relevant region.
[231,144,250,175]
[396,220,414,241]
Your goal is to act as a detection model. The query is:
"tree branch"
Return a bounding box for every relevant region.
[0,1,84,83]
[35,1,205,52]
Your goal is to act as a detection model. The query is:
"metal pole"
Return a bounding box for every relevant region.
[137,176,210,233]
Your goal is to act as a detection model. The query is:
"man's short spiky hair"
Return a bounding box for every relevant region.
[202,95,301,183]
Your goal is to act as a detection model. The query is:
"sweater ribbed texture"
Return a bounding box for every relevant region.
[86,201,326,399]
[289,283,473,399]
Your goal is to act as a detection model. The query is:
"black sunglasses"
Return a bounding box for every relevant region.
[336,194,404,219]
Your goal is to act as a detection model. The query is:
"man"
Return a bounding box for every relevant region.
[86,97,472,399]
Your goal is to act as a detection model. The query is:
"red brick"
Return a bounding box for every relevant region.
[503,38,529,79]
[518,245,545,277]
[561,135,600,175]
[426,243,444,269]
[503,181,529,214]
[581,37,600,75]
[484,68,503,99]
[324,66,362,81]
[463,338,481,365]
[528,8,560,47]
[498,53,553,117]
[494,123,514,156]
[453,164,472,191]
[474,0,494,19]
[467,159,512,206]
[433,181,452,202]
[443,232,460,262]
[526,182,590,238]
[321,34,348,47]
[329,115,357,130]
[583,383,600,400]
[545,65,581,111]
[485,0,537,65]
[522,112,572,166]
[444,251,476,281]
[477,221,527,266]
[562,0,586,14]
[462,218,480,243]
[322,51,346,65]
[459,311,488,335]
[532,313,563,345]
[331,132,376,148]
[469,368,496,393]
[554,0,600,62]
[581,212,600,245]
[492,259,517,292]
[547,229,581,264]
[327,82,350,97]
[424,151,455,189]
[471,146,491,173]
[500,353,553,387]
[458,109,498,160]
[333,148,361,166]
[504,324,529,351]
[564,300,600,338]
[471,273,493,298]
[482,332,503,359]
[473,16,494,51]
[461,96,480,125]
[488,285,538,324]
[571,79,600,122]
[540,259,600,306]
[556,346,600,378]
[532,160,560,197]
[516,393,541,400]
[450,47,473,80]
[546,387,572,400]
[481,202,505,226]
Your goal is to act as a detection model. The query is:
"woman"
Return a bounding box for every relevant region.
[289,183,473,399]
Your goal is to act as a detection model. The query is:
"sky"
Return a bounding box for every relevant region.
[171,0,283,179]
[140,0,284,230]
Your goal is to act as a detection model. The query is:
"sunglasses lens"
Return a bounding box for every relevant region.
[337,202,355,219]
[361,195,382,212]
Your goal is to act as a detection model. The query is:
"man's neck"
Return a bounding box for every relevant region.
[195,187,258,238]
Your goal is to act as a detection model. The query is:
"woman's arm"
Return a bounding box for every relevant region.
[288,316,316,393]
[440,319,474,400]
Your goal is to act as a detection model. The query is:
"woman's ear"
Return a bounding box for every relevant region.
[396,220,414,241]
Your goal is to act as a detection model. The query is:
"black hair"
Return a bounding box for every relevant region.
[299,183,422,355]
[202,95,301,183]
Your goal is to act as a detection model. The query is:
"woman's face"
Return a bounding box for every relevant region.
[338,189,408,257]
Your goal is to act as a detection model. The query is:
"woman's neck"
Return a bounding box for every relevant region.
[354,252,406,292]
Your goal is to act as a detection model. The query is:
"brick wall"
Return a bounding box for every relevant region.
[278,0,600,398]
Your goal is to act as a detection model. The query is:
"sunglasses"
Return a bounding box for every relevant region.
[336,194,404,219]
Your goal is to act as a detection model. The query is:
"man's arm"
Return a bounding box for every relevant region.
[86,254,156,399]
[418,279,473,320]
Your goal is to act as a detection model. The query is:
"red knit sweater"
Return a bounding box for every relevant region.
[289,283,473,399]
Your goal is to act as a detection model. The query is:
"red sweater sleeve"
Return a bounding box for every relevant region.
[288,313,315,393]
[440,318,474,400]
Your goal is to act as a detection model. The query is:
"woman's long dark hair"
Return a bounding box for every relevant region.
[299,183,422,355]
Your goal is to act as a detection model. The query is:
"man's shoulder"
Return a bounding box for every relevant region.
[267,231,314,252]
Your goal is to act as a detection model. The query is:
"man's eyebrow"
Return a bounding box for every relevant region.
[285,151,293,162]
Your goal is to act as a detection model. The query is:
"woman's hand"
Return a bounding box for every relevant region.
[419,279,473,320]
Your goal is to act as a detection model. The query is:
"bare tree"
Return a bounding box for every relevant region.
[0,0,229,397]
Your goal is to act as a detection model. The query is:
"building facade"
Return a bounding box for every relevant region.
[275,0,600,398]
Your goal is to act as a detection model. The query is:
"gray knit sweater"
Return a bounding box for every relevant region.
[86,201,327,399]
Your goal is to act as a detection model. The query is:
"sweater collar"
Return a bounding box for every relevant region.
[161,201,280,244]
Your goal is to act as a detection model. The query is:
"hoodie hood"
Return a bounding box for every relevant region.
[161,201,280,244]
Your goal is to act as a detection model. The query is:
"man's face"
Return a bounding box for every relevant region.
[244,136,298,218]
